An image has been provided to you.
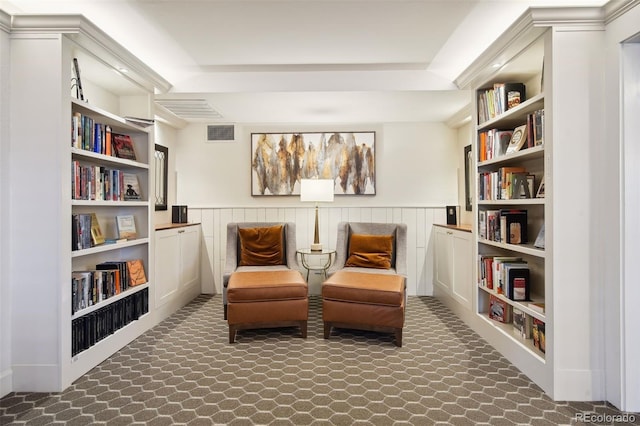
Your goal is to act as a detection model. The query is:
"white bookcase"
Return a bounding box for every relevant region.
[455,7,606,400]
[8,15,170,391]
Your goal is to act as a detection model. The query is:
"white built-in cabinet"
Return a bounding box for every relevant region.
[155,224,201,322]
[433,225,473,311]
[455,7,606,400]
[7,15,170,392]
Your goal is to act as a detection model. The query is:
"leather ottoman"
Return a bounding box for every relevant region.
[322,270,405,346]
[227,270,308,343]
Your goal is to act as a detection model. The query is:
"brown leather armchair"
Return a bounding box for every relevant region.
[322,222,408,346]
[222,222,299,319]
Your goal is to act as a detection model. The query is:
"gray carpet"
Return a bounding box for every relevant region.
[0,295,636,425]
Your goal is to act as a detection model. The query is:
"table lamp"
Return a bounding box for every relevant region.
[300,178,334,251]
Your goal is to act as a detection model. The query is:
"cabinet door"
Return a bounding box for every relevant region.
[434,227,453,292]
[179,227,200,289]
[156,230,180,307]
[452,231,472,310]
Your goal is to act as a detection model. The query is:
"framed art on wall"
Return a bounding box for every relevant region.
[251,132,376,196]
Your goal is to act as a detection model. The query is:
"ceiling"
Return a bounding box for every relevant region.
[1,0,609,125]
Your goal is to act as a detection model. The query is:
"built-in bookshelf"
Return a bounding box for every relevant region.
[455,7,606,400]
[8,15,169,392]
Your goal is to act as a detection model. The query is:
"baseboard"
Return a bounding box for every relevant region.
[554,368,605,401]
[0,367,12,397]
[11,364,60,392]
[155,281,201,324]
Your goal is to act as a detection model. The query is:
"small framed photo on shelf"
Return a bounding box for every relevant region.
[116,215,137,240]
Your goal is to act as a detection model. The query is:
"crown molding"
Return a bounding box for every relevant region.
[445,104,472,129]
[454,7,605,90]
[0,10,10,33]
[604,0,640,23]
[10,14,171,94]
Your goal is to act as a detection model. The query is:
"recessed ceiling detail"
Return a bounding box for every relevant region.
[154,99,223,120]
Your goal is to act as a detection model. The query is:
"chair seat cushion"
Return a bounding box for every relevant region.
[322,270,404,307]
[228,270,307,303]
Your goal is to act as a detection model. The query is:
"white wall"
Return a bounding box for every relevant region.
[0,9,12,398]
[604,1,640,412]
[173,122,459,208]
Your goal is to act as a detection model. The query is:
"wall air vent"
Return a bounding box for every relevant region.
[207,125,235,142]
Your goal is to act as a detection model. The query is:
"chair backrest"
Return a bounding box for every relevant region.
[225,222,298,270]
[330,222,408,276]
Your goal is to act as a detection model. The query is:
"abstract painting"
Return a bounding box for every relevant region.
[251,132,376,196]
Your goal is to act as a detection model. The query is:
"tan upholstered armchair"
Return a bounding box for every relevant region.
[222,222,299,319]
[327,222,408,278]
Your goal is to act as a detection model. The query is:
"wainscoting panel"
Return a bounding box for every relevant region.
[190,207,446,297]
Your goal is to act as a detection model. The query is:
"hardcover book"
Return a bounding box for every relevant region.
[512,307,531,339]
[116,215,137,240]
[489,295,511,323]
[123,173,141,200]
[532,318,546,353]
[126,259,147,286]
[90,213,105,246]
[112,134,137,161]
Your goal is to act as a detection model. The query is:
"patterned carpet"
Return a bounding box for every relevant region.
[0,295,636,425]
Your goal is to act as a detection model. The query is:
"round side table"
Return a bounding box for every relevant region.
[296,248,336,281]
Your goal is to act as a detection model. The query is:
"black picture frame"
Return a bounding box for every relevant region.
[464,144,472,211]
[154,144,168,211]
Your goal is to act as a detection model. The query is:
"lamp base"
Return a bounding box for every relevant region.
[310,243,323,252]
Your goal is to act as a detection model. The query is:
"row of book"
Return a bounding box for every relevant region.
[478,209,528,244]
[72,259,147,314]
[478,167,536,201]
[478,255,530,300]
[71,112,137,161]
[72,213,140,251]
[71,287,149,356]
[477,82,526,124]
[72,161,141,201]
[489,297,546,354]
[477,109,544,162]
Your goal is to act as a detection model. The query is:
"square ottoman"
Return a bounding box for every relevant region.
[322,270,405,347]
[227,270,308,343]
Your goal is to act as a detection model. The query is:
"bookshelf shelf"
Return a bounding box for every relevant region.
[478,239,545,258]
[478,93,545,130]
[71,282,149,320]
[71,148,149,170]
[477,145,544,168]
[71,238,150,257]
[476,313,546,363]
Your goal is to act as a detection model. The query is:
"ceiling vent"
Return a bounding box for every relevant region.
[155,98,223,120]
[207,124,235,142]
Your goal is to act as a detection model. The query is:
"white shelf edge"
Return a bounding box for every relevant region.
[71,147,149,169]
[476,312,546,363]
[71,98,151,134]
[478,238,545,258]
[71,282,150,319]
[72,199,148,207]
[71,237,149,257]
[478,285,546,322]
[478,198,545,205]
[478,145,544,167]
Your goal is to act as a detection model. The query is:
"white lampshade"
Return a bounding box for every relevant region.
[300,179,334,202]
